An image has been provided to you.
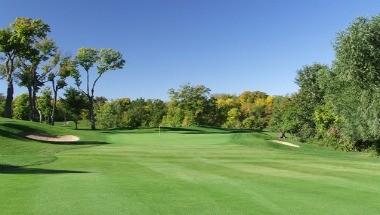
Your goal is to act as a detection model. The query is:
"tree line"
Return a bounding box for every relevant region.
[2,15,380,153]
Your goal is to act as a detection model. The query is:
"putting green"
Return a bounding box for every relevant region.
[1,119,380,214]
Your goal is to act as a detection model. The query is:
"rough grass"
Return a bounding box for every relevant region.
[1,118,380,214]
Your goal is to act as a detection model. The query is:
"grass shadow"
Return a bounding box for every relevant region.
[0,122,48,135]
[0,164,89,174]
[0,128,26,140]
[36,140,110,145]
[101,126,263,135]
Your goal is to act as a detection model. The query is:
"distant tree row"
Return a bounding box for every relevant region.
[92,84,273,130]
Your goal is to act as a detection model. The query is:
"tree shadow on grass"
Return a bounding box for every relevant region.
[101,126,262,135]
[0,122,48,135]
[0,164,89,174]
[0,128,25,140]
[34,140,110,145]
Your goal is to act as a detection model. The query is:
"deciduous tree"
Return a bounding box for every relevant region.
[74,48,125,129]
[0,17,50,118]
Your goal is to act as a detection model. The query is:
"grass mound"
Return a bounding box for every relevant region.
[0,118,106,167]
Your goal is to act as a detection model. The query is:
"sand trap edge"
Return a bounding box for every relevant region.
[25,134,80,142]
[271,140,300,148]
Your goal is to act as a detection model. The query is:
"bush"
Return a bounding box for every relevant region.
[242,116,266,130]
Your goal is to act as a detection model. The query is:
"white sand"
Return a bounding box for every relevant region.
[25,134,80,142]
[271,140,299,148]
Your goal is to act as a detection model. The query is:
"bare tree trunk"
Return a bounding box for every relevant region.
[63,112,67,125]
[4,76,14,118]
[38,109,42,123]
[31,86,39,121]
[27,87,33,121]
[51,89,58,126]
[89,97,96,130]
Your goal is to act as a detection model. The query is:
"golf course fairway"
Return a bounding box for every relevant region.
[1,118,380,214]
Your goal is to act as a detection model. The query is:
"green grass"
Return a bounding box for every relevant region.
[1,118,380,214]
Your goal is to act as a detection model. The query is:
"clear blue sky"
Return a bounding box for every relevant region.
[1,0,379,99]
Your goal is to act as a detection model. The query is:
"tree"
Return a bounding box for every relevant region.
[213,94,240,126]
[96,98,130,129]
[74,48,125,129]
[45,55,77,125]
[61,87,88,129]
[223,108,242,128]
[242,105,266,130]
[122,98,147,128]
[12,93,30,120]
[293,63,330,138]
[36,88,52,123]
[145,99,167,127]
[269,96,300,138]
[0,17,50,118]
[0,28,18,118]
[331,15,380,150]
[165,84,211,126]
[16,38,57,121]
[16,39,57,121]
[161,103,184,127]
[238,91,267,118]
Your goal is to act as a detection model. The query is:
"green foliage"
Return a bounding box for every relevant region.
[335,16,380,89]
[223,108,241,128]
[97,48,125,73]
[314,102,339,139]
[96,98,129,129]
[75,48,98,72]
[74,47,125,130]
[36,88,52,123]
[329,15,380,151]
[212,94,239,126]
[166,84,211,126]
[96,98,166,129]
[61,87,88,129]
[144,99,167,127]
[161,103,183,127]
[96,102,120,129]
[293,64,330,138]
[121,99,146,128]
[0,17,51,118]
[12,93,30,120]
[269,96,300,136]
[242,116,266,130]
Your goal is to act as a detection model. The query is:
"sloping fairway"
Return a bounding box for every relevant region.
[1,119,380,214]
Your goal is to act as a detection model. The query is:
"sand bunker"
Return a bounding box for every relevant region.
[271,140,299,148]
[25,134,80,142]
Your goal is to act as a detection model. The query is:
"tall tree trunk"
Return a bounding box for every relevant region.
[31,86,38,121]
[4,76,14,118]
[38,109,42,123]
[75,121,78,130]
[27,87,33,121]
[88,96,96,130]
[51,89,58,126]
